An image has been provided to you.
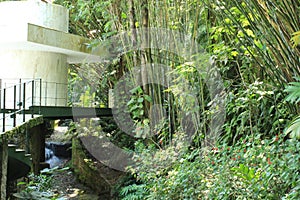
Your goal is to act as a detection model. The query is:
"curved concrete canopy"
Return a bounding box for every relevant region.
[0,23,102,63]
[0,0,103,64]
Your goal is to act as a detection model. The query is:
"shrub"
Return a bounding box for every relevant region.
[119,133,300,199]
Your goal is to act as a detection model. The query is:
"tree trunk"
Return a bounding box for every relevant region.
[141,0,150,117]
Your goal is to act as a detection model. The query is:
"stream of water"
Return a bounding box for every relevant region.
[45,146,69,168]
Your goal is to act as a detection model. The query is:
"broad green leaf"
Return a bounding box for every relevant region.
[137,98,144,103]
[285,116,300,139]
[284,79,300,103]
[130,86,143,94]
[143,95,152,103]
[17,182,27,186]
[291,31,300,47]
[139,110,144,116]
[121,12,127,19]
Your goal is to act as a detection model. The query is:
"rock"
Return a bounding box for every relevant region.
[48,142,72,158]
[77,193,100,200]
[39,162,50,170]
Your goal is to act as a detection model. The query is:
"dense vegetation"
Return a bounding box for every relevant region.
[56,0,300,199]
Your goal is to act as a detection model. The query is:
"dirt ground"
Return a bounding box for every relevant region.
[50,161,101,200]
[48,126,102,200]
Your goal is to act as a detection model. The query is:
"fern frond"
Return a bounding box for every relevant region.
[120,184,148,200]
[285,116,300,139]
[284,78,300,103]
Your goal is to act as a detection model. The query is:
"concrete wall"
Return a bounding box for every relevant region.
[0,0,70,107]
[0,51,68,106]
[0,0,68,32]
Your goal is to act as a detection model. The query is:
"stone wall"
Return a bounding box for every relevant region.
[0,136,8,200]
[72,138,125,199]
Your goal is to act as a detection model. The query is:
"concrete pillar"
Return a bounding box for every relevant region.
[29,124,45,175]
[0,136,8,200]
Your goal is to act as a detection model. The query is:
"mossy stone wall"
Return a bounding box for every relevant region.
[72,138,125,199]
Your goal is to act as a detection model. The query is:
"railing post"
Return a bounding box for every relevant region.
[19,79,22,110]
[31,80,34,118]
[55,82,58,106]
[2,89,5,132]
[13,85,16,127]
[39,79,42,111]
[23,82,26,122]
[45,82,47,106]
[32,80,34,106]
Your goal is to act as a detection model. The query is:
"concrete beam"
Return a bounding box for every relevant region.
[0,23,104,63]
[29,106,112,119]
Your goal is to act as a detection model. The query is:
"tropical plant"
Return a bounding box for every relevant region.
[14,167,69,200]
[284,77,300,139]
[52,0,300,199]
[209,0,300,85]
[291,30,300,47]
[223,80,291,144]
[118,133,300,199]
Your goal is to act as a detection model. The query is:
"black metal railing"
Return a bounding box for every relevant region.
[40,81,68,107]
[0,79,40,132]
[0,78,68,133]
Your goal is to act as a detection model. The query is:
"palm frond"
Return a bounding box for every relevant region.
[285,115,300,139]
[284,77,300,103]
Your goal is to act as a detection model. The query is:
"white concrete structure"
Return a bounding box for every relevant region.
[0,0,101,107]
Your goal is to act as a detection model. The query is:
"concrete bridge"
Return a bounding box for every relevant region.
[0,1,109,198]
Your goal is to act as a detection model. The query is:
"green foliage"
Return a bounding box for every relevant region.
[54,0,300,199]
[119,134,300,199]
[68,68,101,107]
[126,86,153,139]
[291,31,300,47]
[285,116,300,139]
[67,69,82,105]
[209,0,300,85]
[284,77,300,139]
[208,3,258,81]
[120,184,148,200]
[284,77,300,104]
[54,0,117,39]
[223,80,291,144]
[14,167,69,200]
[231,163,258,183]
[127,86,152,121]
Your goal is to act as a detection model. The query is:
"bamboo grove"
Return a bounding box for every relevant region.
[55,0,300,198]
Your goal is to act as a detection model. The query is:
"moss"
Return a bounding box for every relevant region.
[6,116,44,138]
[72,138,110,195]
[71,138,125,198]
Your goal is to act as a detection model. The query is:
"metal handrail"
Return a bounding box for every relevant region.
[0,78,71,132]
[0,79,40,132]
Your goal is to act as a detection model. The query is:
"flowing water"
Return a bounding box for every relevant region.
[45,145,69,168]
